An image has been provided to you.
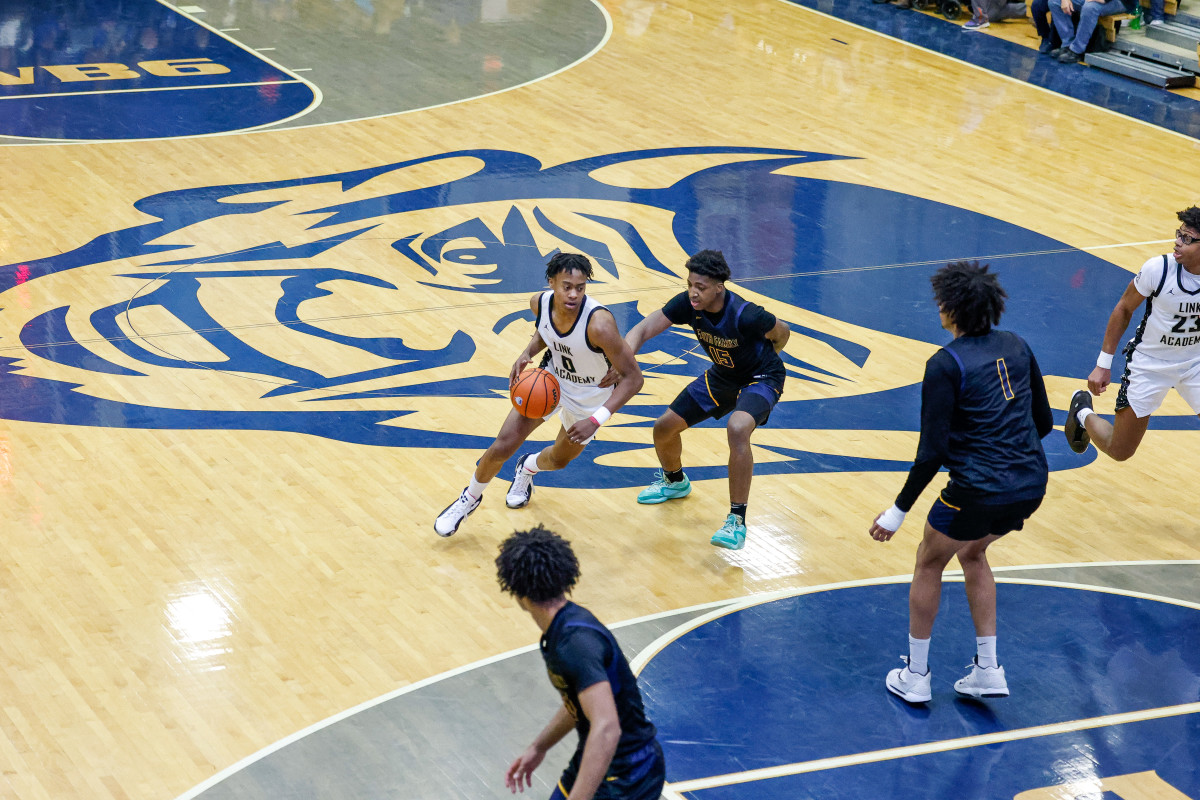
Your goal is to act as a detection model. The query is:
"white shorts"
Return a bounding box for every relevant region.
[1117,350,1200,418]
[543,385,613,445]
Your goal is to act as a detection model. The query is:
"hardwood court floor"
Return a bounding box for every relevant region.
[1,1,1198,799]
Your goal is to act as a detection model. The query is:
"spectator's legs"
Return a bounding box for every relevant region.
[1068,0,1126,53]
[999,1,1028,18]
[1148,0,1165,21]
[1049,1,1078,47]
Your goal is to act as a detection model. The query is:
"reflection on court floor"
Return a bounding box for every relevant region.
[640,582,1200,799]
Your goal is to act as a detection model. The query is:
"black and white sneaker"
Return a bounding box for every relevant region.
[1064,389,1093,454]
[434,488,481,537]
[506,454,536,509]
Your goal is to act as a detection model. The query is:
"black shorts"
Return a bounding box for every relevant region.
[927,492,1044,542]
[669,369,784,428]
[552,740,665,800]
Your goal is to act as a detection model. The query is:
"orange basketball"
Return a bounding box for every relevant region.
[511,367,561,418]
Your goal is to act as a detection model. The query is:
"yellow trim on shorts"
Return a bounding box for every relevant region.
[938,491,961,511]
[704,372,719,406]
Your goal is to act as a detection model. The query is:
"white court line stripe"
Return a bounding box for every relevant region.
[1,0,609,145]
[0,79,302,101]
[667,702,1200,793]
[769,0,1200,145]
[171,567,1198,799]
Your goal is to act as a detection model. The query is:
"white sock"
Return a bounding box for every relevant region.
[976,636,998,669]
[522,453,541,474]
[468,475,488,499]
[1076,407,1095,426]
[908,635,931,675]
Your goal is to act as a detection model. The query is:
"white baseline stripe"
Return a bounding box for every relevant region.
[0,79,302,101]
[769,0,1200,145]
[172,566,1197,799]
[668,702,1200,793]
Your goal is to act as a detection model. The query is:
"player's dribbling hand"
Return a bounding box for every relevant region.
[869,511,897,542]
[1087,366,1110,396]
[504,746,545,793]
[510,355,533,389]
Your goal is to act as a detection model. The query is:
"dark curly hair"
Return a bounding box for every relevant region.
[685,249,731,282]
[1177,206,1200,234]
[545,252,593,281]
[931,260,1007,337]
[496,525,581,603]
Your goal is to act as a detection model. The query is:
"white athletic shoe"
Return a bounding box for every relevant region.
[953,658,1009,698]
[886,657,932,703]
[434,488,481,537]
[506,453,536,509]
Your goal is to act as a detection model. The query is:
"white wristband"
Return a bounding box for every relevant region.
[877,504,906,533]
[589,407,612,426]
[1096,351,1114,370]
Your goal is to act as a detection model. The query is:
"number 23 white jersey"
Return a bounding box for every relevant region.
[1128,254,1200,363]
[535,291,613,412]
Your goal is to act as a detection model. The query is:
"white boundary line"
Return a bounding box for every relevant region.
[171,561,1199,799]
[640,574,1200,796]
[769,0,1200,145]
[0,79,304,101]
[0,0,612,147]
[669,701,1200,793]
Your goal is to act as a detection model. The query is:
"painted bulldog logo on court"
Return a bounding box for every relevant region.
[1,146,1149,485]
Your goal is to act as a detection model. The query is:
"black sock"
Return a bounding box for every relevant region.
[665,468,685,484]
[731,503,747,522]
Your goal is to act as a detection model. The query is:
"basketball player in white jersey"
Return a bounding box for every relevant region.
[435,253,644,537]
[1066,207,1200,460]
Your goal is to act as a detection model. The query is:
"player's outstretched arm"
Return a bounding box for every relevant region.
[562,682,621,800]
[1088,280,1144,396]
[624,309,673,355]
[504,706,573,794]
[510,293,549,389]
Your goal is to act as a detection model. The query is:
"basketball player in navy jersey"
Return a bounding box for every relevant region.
[434,253,643,537]
[497,526,665,800]
[622,250,790,550]
[869,261,1053,703]
[1065,207,1200,461]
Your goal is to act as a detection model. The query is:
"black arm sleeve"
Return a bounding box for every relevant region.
[661,292,693,325]
[1028,351,1054,439]
[894,351,958,512]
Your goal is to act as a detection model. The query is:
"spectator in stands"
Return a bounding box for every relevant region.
[1145,0,1167,25]
[1049,0,1134,63]
[1030,0,1061,52]
[962,0,1029,30]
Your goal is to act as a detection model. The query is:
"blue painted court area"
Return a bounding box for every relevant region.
[0,0,314,139]
[640,582,1200,797]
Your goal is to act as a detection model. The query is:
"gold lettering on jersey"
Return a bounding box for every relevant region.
[42,63,142,82]
[139,58,232,77]
[0,67,35,86]
[1013,770,1191,800]
[709,347,734,369]
[696,330,739,349]
[547,670,579,720]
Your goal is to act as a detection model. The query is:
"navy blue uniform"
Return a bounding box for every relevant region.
[541,602,664,800]
[661,290,785,426]
[896,330,1053,541]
